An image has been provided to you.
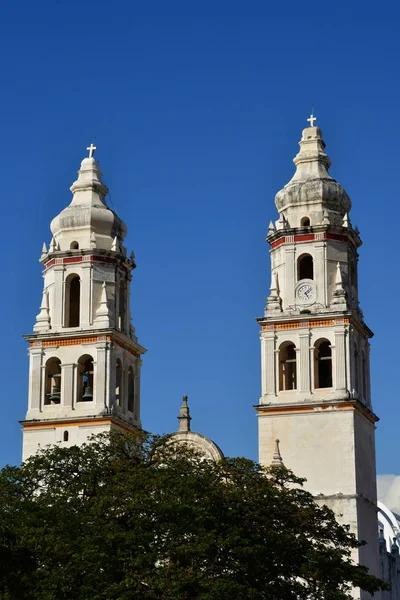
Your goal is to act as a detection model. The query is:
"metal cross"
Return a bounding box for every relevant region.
[307,113,317,127]
[86,143,97,158]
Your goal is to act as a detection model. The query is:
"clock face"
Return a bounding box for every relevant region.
[297,283,314,302]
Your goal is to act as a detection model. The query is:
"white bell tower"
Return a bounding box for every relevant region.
[22,146,146,460]
[257,116,380,586]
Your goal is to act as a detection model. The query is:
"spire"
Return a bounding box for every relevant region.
[33,289,50,332]
[332,262,347,306]
[267,221,275,236]
[271,439,284,467]
[111,236,119,252]
[178,395,192,432]
[93,282,110,327]
[266,271,281,313]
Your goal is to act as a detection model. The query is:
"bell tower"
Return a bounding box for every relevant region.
[22,146,146,461]
[256,116,380,583]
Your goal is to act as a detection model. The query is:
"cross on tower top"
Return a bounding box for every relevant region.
[307,113,317,127]
[86,143,97,158]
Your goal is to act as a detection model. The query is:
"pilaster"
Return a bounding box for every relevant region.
[53,265,65,327]
[28,348,43,411]
[298,332,311,392]
[95,341,109,410]
[334,328,347,393]
[80,261,92,328]
[61,363,75,409]
[284,247,295,308]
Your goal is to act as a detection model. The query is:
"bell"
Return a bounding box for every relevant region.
[49,383,60,404]
[81,384,93,401]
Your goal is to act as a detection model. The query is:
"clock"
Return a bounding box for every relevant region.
[297,283,315,303]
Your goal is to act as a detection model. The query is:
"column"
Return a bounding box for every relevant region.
[52,265,65,327]
[284,247,295,308]
[366,342,372,407]
[80,263,92,327]
[109,348,116,411]
[260,334,267,396]
[262,331,276,398]
[61,364,75,409]
[95,342,109,410]
[298,332,311,393]
[134,356,142,423]
[334,328,347,392]
[310,345,315,392]
[314,242,326,306]
[126,273,132,336]
[28,347,43,411]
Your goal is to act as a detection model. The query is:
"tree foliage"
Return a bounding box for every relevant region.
[0,431,386,599]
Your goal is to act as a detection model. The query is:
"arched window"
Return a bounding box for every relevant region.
[115,359,122,407]
[279,342,297,391]
[65,274,80,327]
[301,217,311,227]
[354,344,359,395]
[118,279,126,332]
[70,241,79,250]
[298,254,314,281]
[128,366,135,413]
[63,431,69,442]
[315,339,332,389]
[362,351,367,400]
[45,357,62,405]
[77,355,94,402]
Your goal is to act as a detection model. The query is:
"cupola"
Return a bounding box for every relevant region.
[275,115,351,228]
[50,145,127,252]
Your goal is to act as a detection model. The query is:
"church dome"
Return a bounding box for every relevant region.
[50,151,127,251]
[275,120,351,228]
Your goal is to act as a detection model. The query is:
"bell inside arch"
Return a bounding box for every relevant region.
[49,375,61,404]
[81,372,93,401]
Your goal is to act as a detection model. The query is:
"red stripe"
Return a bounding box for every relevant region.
[270,232,348,249]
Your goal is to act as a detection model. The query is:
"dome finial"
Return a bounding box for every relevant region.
[178,395,192,432]
[86,142,97,159]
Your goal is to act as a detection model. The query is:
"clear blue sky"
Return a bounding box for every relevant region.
[0,1,398,473]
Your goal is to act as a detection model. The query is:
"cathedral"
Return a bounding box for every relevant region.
[21,118,400,598]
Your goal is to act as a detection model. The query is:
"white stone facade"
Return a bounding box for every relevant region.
[22,150,146,461]
[257,119,380,592]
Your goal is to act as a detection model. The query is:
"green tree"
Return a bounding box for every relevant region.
[0,431,387,600]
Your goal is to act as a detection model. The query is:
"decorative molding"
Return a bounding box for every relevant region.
[262,318,347,332]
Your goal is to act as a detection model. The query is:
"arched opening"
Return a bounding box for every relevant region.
[115,359,122,407]
[279,342,297,391]
[362,351,367,400]
[63,431,69,442]
[301,216,311,227]
[354,344,359,395]
[118,279,126,332]
[44,357,61,405]
[77,355,94,402]
[65,274,80,327]
[297,254,314,281]
[70,241,79,250]
[128,366,135,413]
[315,339,332,389]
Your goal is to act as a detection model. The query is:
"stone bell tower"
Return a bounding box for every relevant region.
[22,145,146,461]
[256,116,380,584]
